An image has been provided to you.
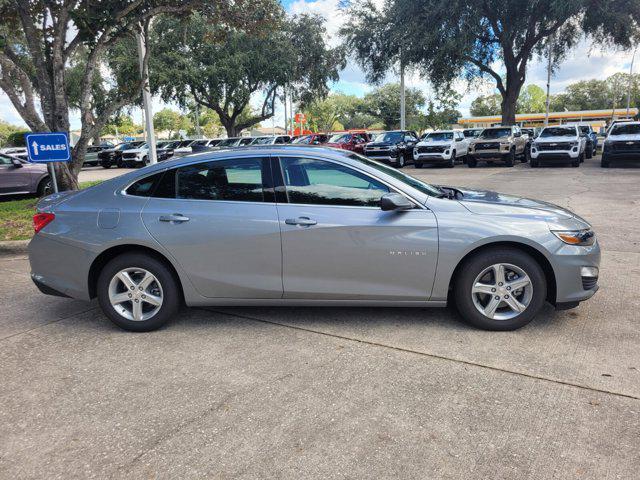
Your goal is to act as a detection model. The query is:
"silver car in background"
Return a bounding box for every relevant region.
[1,154,51,197]
[28,146,600,332]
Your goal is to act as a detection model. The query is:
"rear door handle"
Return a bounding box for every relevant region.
[285,216,317,226]
[159,214,190,223]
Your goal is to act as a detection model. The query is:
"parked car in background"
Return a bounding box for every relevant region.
[28,145,600,332]
[363,130,419,168]
[601,121,640,168]
[173,140,196,156]
[325,131,371,154]
[250,135,291,145]
[529,125,586,168]
[155,141,178,160]
[99,141,145,169]
[84,144,111,167]
[216,137,243,148]
[467,126,527,167]
[462,128,483,139]
[0,147,29,161]
[291,133,329,145]
[576,125,597,158]
[238,137,255,146]
[121,142,175,167]
[0,154,50,197]
[413,130,468,168]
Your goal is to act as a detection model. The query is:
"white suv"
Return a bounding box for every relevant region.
[413,130,468,168]
[530,125,586,168]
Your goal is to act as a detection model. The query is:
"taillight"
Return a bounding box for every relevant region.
[33,213,55,233]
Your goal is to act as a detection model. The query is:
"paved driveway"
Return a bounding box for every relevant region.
[2,156,639,479]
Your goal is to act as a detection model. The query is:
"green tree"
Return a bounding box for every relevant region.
[152,5,344,136]
[302,93,376,131]
[361,83,426,130]
[517,85,547,113]
[0,120,26,147]
[470,94,502,117]
[153,109,192,138]
[101,115,142,137]
[342,0,640,125]
[0,0,202,190]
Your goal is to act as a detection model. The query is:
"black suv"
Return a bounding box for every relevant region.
[363,130,419,168]
[99,141,145,169]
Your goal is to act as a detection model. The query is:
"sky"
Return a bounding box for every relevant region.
[1,0,637,131]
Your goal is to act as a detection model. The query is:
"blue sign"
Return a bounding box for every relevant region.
[25,132,71,163]
[123,136,136,142]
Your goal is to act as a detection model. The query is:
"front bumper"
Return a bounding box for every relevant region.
[364,152,401,164]
[469,150,509,160]
[531,149,580,160]
[413,152,452,163]
[551,240,601,305]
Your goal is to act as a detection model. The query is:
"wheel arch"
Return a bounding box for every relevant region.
[88,244,185,302]
[447,240,557,305]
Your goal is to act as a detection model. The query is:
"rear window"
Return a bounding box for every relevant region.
[126,172,164,197]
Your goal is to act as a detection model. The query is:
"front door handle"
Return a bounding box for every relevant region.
[285,216,317,226]
[159,214,190,223]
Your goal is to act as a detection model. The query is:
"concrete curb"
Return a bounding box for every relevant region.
[0,240,29,256]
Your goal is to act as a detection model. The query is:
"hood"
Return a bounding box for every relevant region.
[534,136,577,143]
[366,142,398,148]
[416,140,452,147]
[607,134,640,142]
[123,148,148,154]
[453,187,590,228]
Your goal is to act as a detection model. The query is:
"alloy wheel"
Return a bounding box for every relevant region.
[471,263,533,320]
[108,268,164,321]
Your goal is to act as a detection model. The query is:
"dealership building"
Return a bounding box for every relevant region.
[459,108,639,132]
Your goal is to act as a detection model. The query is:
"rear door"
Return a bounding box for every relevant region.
[140,156,283,298]
[273,155,438,300]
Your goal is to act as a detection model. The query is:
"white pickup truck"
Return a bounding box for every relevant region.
[413,130,469,168]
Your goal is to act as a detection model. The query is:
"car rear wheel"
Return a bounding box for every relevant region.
[97,253,181,332]
[453,247,547,331]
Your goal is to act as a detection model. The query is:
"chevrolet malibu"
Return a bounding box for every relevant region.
[28,146,600,332]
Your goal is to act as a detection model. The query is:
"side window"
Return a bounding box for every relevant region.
[279,157,390,207]
[171,157,267,202]
[126,171,165,197]
[0,154,13,165]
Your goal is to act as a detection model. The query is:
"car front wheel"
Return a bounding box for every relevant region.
[453,247,547,330]
[97,253,181,332]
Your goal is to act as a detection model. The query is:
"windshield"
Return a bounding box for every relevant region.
[292,135,312,144]
[252,137,274,145]
[478,128,511,139]
[373,132,403,143]
[579,126,591,134]
[217,138,239,147]
[540,127,576,138]
[328,133,351,144]
[611,124,640,135]
[463,129,481,138]
[424,132,453,142]
[346,153,443,198]
[116,143,133,150]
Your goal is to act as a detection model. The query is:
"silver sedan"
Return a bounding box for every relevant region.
[28,146,600,331]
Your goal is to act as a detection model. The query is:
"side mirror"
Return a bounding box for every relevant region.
[11,158,23,168]
[380,193,413,211]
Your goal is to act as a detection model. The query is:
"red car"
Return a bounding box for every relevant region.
[291,133,329,145]
[325,131,371,154]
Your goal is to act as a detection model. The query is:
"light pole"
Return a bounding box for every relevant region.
[544,36,553,126]
[626,47,637,117]
[400,52,406,130]
[136,21,157,164]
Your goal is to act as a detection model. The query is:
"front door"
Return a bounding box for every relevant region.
[274,156,438,300]
[141,156,283,298]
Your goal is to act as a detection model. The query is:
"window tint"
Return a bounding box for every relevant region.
[280,157,389,207]
[126,172,164,197]
[173,158,266,202]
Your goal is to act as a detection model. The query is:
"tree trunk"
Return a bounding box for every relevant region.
[500,87,520,125]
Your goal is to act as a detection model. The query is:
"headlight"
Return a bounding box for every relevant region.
[552,229,595,246]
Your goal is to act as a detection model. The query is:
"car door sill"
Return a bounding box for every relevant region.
[187,298,447,307]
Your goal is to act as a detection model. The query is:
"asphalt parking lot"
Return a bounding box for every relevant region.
[2,156,639,479]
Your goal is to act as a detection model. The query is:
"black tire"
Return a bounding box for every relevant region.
[453,247,547,331]
[37,177,52,197]
[414,161,423,169]
[601,154,610,168]
[396,153,405,168]
[530,157,539,168]
[572,154,581,167]
[522,147,530,163]
[467,157,477,168]
[101,162,112,169]
[97,253,181,332]
[447,152,455,168]
[505,149,515,167]
[586,145,593,159]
